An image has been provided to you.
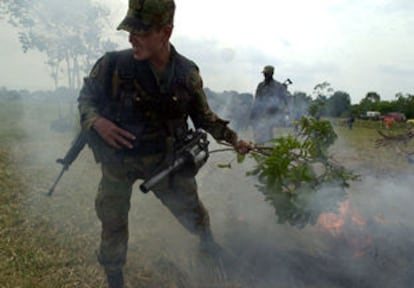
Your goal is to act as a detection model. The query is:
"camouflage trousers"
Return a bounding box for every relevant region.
[95,153,211,271]
[252,112,284,143]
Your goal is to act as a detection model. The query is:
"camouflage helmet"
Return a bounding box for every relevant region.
[262,65,274,74]
[117,0,175,34]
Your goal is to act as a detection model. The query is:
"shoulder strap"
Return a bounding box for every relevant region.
[106,49,136,99]
[173,50,198,92]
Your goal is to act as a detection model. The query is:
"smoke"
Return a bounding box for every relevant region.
[4,78,414,288]
[1,1,414,287]
[183,126,414,288]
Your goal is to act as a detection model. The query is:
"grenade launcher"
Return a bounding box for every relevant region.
[140,129,209,193]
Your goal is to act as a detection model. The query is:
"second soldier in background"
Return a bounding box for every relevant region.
[250,65,289,143]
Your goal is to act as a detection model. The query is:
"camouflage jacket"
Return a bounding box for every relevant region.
[78,45,237,159]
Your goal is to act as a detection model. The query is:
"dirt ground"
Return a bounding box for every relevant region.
[2,99,414,288]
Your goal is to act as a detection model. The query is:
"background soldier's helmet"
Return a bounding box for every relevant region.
[262,65,274,74]
[117,0,175,34]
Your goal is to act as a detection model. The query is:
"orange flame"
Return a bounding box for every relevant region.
[317,199,374,257]
[317,200,350,237]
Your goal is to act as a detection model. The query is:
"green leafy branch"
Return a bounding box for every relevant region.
[213,117,358,228]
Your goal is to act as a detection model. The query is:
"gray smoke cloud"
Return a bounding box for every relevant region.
[7,87,414,287]
[2,0,414,286]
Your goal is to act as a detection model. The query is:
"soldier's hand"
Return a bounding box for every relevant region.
[92,116,136,149]
[234,139,254,155]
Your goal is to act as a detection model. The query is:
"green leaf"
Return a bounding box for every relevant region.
[237,154,246,163]
[217,163,232,169]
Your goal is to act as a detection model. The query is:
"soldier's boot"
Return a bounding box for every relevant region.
[105,268,124,288]
[199,229,223,256]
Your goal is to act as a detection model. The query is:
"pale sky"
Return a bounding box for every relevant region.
[1,0,413,103]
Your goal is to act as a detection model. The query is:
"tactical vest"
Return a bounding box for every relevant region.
[89,48,196,162]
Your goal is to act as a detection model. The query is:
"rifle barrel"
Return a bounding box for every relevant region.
[46,130,87,197]
[46,165,67,196]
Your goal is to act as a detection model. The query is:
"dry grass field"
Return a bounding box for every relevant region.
[2,98,414,288]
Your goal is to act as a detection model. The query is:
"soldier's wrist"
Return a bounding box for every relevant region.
[230,134,238,147]
[81,114,100,131]
[91,115,103,130]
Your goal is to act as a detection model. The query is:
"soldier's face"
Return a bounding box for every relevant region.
[263,72,273,80]
[129,25,173,61]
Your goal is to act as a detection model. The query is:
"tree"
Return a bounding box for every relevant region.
[395,92,414,119]
[365,91,381,103]
[313,82,334,99]
[359,92,381,114]
[326,91,351,117]
[376,100,395,115]
[0,0,118,90]
[312,82,334,116]
[351,104,363,118]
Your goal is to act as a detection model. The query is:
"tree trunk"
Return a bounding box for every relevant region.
[65,51,73,90]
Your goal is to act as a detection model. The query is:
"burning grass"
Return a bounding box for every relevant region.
[3,98,414,287]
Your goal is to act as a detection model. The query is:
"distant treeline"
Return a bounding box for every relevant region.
[0,87,78,102]
[2,86,413,123]
[351,92,414,119]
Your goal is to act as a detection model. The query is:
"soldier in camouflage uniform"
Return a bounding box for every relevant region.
[77,0,251,287]
[250,65,288,143]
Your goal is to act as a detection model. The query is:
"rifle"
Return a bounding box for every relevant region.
[47,130,87,196]
[140,129,209,193]
[282,78,293,88]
